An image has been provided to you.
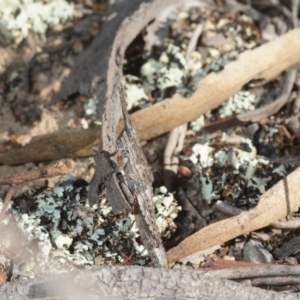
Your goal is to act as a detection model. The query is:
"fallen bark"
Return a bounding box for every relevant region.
[0,128,99,165]
[0,265,297,300]
[2,28,300,164]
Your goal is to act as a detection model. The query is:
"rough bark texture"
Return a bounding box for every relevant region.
[1,0,293,298]
[87,0,190,207]
[0,266,297,300]
[51,0,141,104]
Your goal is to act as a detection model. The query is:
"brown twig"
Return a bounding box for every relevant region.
[185,23,203,62]
[0,164,68,225]
[238,68,297,122]
[205,264,300,280]
[240,275,300,287]
[204,254,265,270]
[204,256,300,287]
[0,164,68,186]
[0,186,15,226]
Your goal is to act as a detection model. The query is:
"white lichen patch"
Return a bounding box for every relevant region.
[84,98,97,116]
[153,186,180,236]
[189,143,213,168]
[200,176,219,202]
[0,0,74,45]
[272,164,286,177]
[0,179,179,279]
[189,138,285,206]
[190,115,205,132]
[124,75,149,110]
[219,91,260,118]
[140,44,187,101]
[52,231,73,250]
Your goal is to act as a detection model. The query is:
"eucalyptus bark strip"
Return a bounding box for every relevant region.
[131,28,300,141]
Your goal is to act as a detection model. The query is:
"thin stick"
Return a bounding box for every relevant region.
[292,0,299,29]
[238,68,297,122]
[0,164,68,225]
[0,186,15,225]
[163,124,187,190]
[246,275,300,287]
[204,264,300,280]
[0,164,68,186]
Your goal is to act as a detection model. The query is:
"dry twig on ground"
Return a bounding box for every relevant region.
[0,164,68,224]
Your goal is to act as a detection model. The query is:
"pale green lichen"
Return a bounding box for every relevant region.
[0,0,74,45]
[190,115,205,132]
[141,45,186,96]
[124,75,149,110]
[84,98,97,116]
[189,143,214,168]
[189,137,283,203]
[272,164,286,177]
[219,91,260,118]
[0,180,179,278]
[200,176,219,201]
[153,186,178,234]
